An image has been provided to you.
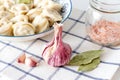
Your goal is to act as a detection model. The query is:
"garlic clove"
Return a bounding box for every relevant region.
[25,57,38,67]
[17,53,26,63]
[42,23,72,67]
[17,53,38,67]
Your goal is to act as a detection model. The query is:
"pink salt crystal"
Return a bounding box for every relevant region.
[88,19,120,45]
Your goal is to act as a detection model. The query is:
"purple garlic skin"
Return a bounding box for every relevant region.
[42,23,72,67]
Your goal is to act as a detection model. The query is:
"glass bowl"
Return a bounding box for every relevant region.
[0,0,72,41]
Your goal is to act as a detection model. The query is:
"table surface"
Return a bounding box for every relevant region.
[0,0,120,80]
[0,8,120,80]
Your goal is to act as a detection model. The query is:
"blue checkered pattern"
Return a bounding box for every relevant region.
[0,9,120,80]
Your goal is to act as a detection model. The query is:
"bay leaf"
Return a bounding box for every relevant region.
[68,50,103,66]
[78,58,100,72]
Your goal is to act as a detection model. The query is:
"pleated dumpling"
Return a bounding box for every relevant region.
[34,0,50,8]
[11,3,29,15]
[32,15,49,33]
[46,0,62,12]
[0,5,6,11]
[0,0,3,5]
[34,0,42,7]
[11,15,28,23]
[3,0,15,9]
[41,8,62,22]
[0,17,10,25]
[34,0,62,12]
[0,10,14,20]
[27,8,42,22]
[0,18,13,36]
[12,22,35,36]
[0,11,7,19]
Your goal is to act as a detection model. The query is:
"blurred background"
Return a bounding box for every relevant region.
[71,0,89,10]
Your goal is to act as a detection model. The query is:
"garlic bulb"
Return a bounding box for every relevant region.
[42,23,72,67]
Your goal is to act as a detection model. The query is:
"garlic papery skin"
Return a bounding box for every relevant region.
[42,23,72,67]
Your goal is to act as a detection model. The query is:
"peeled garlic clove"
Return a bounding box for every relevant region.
[42,23,72,67]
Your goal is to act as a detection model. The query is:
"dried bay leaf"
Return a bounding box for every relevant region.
[68,50,103,66]
[78,58,100,72]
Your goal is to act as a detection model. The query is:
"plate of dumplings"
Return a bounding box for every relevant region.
[0,0,72,41]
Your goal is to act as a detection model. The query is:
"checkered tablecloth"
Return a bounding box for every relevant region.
[0,8,120,80]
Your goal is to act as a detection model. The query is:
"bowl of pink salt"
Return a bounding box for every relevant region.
[86,0,120,46]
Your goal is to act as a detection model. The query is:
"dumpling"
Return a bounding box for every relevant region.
[0,5,6,11]
[33,0,42,7]
[0,10,14,20]
[0,19,13,36]
[0,11,6,19]
[34,0,49,8]
[32,15,49,33]
[35,0,62,12]
[0,17,10,25]
[11,15,28,23]
[47,17,55,27]
[41,8,62,22]
[0,0,3,5]
[12,22,35,36]
[45,0,62,12]
[27,8,42,22]
[0,23,13,36]
[10,3,29,15]
[3,0,15,9]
